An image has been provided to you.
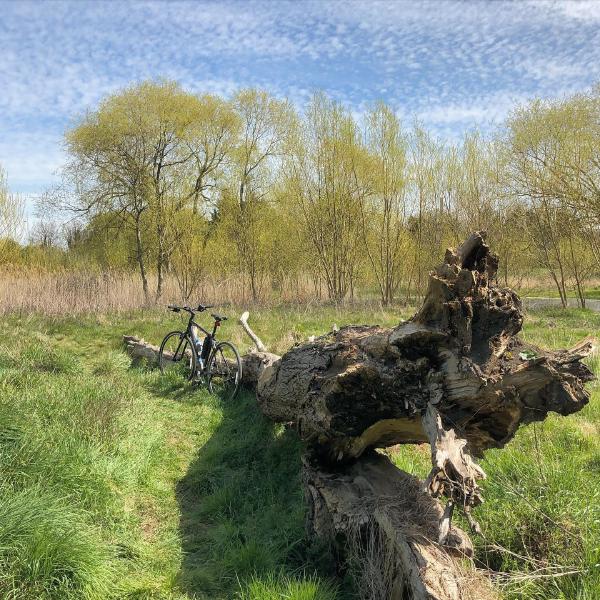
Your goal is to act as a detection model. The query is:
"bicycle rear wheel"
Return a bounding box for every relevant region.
[206,341,242,400]
[159,331,197,381]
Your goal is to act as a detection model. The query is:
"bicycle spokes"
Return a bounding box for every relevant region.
[159,332,196,380]
[207,342,241,399]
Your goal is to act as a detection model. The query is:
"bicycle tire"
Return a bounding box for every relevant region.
[206,341,242,400]
[158,330,197,381]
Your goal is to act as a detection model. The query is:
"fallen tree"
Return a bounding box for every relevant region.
[124,232,594,599]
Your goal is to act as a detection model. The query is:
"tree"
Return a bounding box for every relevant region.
[29,219,60,248]
[505,95,598,306]
[170,210,211,301]
[0,165,23,263]
[286,93,367,301]
[360,102,410,305]
[63,81,201,302]
[182,95,240,215]
[227,89,295,301]
[407,125,446,300]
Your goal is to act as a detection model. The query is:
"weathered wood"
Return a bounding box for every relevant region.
[239,349,281,387]
[257,232,594,465]
[239,311,267,352]
[304,451,496,600]
[422,404,486,542]
[123,234,594,599]
[123,335,162,362]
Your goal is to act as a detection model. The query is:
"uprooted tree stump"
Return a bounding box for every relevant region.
[124,232,595,600]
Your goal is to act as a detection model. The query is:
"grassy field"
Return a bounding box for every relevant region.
[0,305,598,599]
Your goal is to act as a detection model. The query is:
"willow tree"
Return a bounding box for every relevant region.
[227,89,295,301]
[0,166,23,263]
[359,103,410,306]
[286,93,367,301]
[182,95,240,215]
[63,81,202,302]
[407,125,448,300]
[506,96,598,307]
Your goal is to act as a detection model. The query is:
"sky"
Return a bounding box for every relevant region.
[1,0,600,210]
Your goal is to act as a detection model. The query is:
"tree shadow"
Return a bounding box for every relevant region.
[175,389,337,598]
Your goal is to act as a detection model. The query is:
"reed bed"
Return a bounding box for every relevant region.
[0,269,324,315]
[0,267,586,316]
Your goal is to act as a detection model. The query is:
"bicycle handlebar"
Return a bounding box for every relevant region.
[167,303,214,314]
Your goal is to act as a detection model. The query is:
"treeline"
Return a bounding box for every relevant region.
[3,81,600,307]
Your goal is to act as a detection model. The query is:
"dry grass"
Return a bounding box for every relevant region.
[0,266,349,315]
[1,267,580,317]
[347,513,499,600]
[0,268,326,315]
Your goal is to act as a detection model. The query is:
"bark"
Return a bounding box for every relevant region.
[257,232,594,463]
[304,451,496,600]
[239,311,267,352]
[134,219,150,304]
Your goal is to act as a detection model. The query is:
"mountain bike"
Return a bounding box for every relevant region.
[158,303,242,400]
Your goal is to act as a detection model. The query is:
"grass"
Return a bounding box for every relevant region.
[520,287,600,301]
[0,304,598,598]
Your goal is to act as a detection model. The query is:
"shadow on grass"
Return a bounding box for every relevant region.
[174,389,338,598]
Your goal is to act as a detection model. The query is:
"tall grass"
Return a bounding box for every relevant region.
[0,268,327,315]
[0,307,598,598]
[0,324,164,598]
[3,267,594,317]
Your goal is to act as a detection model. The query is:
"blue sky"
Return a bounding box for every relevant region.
[1,0,600,205]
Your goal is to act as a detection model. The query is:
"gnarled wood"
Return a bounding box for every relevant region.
[304,451,496,600]
[239,311,267,352]
[257,232,594,465]
[123,235,594,599]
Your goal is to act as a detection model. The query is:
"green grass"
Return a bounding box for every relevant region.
[0,305,598,598]
[520,287,600,301]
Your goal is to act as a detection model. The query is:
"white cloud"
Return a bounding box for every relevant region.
[1,0,600,200]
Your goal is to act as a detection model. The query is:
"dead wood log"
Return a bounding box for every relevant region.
[252,231,594,584]
[238,310,498,597]
[304,451,496,600]
[123,233,594,599]
[239,311,267,352]
[123,335,162,362]
[256,232,594,506]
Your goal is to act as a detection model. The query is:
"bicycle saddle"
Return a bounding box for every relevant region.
[211,313,227,322]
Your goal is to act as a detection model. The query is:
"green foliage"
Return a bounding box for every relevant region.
[1,83,597,307]
[0,486,114,600]
[0,310,347,599]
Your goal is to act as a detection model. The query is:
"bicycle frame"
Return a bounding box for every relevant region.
[187,314,221,364]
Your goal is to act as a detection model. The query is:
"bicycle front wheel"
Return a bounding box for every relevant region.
[207,341,242,400]
[159,331,197,381]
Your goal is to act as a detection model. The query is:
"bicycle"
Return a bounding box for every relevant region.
[158,303,242,400]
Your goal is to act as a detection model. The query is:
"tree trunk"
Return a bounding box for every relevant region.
[257,232,593,462]
[303,450,496,600]
[123,232,595,599]
[134,220,150,304]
